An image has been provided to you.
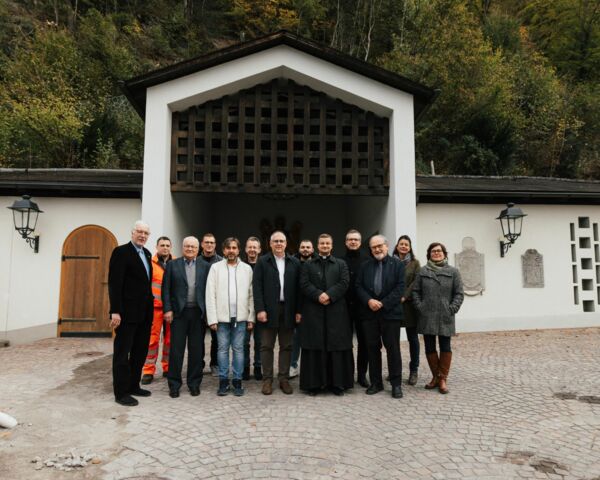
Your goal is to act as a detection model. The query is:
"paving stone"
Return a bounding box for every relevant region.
[1,329,600,479]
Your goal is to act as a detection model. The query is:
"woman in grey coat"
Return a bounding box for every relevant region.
[393,235,421,386]
[411,242,464,394]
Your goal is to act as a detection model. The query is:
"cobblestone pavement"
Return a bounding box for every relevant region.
[1,328,599,480]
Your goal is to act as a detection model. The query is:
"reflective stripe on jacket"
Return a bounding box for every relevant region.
[151,254,174,308]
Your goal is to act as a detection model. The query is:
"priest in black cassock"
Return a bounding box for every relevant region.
[298,233,354,396]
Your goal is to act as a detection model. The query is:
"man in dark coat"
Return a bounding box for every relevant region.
[252,231,301,395]
[290,239,316,379]
[299,234,353,396]
[355,234,405,399]
[162,236,210,398]
[341,229,370,388]
[108,220,154,406]
[200,233,222,377]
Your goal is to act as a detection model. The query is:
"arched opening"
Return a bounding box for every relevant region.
[57,225,117,337]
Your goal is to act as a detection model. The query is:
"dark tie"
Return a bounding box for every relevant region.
[138,249,150,279]
[374,261,383,296]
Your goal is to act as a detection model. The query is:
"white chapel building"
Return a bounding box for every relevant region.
[1,32,599,344]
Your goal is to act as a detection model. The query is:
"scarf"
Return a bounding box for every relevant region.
[426,258,448,272]
[399,252,412,266]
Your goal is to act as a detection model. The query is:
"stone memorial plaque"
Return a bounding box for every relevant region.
[455,237,485,296]
[522,249,544,288]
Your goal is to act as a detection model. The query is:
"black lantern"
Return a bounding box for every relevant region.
[496,202,526,257]
[8,195,43,253]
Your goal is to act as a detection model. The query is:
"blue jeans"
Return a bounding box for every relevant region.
[217,320,247,381]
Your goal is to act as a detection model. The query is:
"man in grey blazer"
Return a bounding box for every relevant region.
[162,236,210,397]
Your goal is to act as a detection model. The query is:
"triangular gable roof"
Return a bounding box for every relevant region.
[121,30,437,121]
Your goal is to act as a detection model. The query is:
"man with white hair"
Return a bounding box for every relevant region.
[108,220,154,406]
[355,235,406,399]
[162,236,210,398]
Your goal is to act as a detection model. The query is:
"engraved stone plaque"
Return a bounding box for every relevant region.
[455,237,485,296]
[522,249,544,288]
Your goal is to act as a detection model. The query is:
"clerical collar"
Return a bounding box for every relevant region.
[319,255,330,260]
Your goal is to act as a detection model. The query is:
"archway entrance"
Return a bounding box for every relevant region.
[58,225,117,337]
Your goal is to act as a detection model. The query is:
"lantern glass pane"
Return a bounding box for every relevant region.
[500,216,508,237]
[515,216,523,236]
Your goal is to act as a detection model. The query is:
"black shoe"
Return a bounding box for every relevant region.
[217,379,230,396]
[366,384,384,395]
[242,367,250,381]
[115,395,138,406]
[392,385,403,399]
[189,387,200,396]
[162,371,168,378]
[254,366,263,381]
[357,374,369,388]
[407,371,418,386]
[141,374,153,385]
[232,379,244,396]
[130,388,151,397]
[331,387,344,396]
[307,389,318,396]
[169,389,180,398]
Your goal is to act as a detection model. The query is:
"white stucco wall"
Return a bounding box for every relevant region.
[416,203,600,331]
[0,196,141,343]
[140,44,416,249]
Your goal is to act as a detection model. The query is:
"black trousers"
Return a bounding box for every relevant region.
[362,315,402,387]
[112,311,152,399]
[350,308,368,377]
[168,306,206,391]
[424,335,451,353]
[207,329,218,368]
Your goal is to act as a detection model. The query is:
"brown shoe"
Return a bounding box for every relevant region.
[438,352,452,394]
[425,352,439,390]
[280,379,293,394]
[261,380,273,395]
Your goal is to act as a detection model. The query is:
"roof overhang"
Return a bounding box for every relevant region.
[3,170,599,205]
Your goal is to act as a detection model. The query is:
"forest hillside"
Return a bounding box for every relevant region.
[0,0,598,178]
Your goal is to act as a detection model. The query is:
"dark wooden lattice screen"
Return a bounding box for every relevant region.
[171,78,389,195]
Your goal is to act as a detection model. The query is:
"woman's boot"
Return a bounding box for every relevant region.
[425,352,439,389]
[438,352,452,394]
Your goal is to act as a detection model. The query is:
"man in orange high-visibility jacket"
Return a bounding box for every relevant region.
[142,236,174,385]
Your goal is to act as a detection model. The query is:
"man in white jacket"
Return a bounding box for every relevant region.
[206,237,255,396]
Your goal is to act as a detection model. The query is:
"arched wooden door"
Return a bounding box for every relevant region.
[58,225,117,337]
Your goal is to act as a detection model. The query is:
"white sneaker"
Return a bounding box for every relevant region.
[289,365,299,379]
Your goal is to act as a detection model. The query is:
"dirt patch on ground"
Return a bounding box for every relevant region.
[0,353,127,480]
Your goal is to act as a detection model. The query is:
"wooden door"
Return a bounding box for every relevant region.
[58,225,117,337]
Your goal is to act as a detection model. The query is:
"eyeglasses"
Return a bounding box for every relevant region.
[271,240,286,243]
[430,249,444,254]
[346,238,361,242]
[370,243,385,250]
[135,229,149,235]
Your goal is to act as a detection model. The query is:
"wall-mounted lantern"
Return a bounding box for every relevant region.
[7,195,43,253]
[497,202,526,257]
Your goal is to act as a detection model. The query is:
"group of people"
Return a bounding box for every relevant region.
[108,221,464,407]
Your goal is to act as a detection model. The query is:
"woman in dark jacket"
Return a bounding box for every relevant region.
[412,242,464,394]
[393,235,421,386]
